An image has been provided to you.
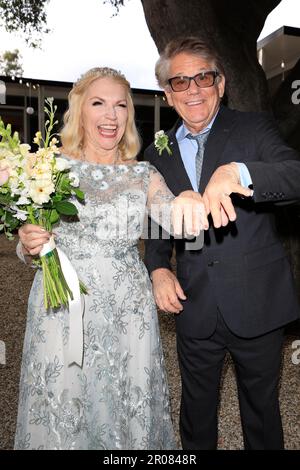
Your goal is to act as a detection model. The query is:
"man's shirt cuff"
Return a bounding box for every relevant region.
[236,162,253,189]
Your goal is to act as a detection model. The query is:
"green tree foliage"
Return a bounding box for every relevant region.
[104,0,126,14]
[0,0,50,47]
[0,49,23,77]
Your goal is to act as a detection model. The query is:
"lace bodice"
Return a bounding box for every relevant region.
[55,158,175,260]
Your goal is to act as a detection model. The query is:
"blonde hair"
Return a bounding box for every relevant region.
[60,67,141,161]
[155,37,225,89]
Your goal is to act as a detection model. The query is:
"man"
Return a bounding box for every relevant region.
[144,37,300,450]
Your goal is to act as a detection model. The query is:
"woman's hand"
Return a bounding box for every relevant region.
[172,190,208,237]
[18,224,52,256]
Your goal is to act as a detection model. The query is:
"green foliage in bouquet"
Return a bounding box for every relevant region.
[0,97,87,309]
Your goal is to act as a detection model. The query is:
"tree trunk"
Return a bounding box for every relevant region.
[141,0,281,111]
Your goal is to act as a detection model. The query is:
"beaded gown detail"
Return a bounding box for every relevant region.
[14,159,176,450]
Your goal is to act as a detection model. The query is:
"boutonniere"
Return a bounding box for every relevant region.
[154,130,172,156]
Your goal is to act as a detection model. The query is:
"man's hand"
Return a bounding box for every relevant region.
[151,268,186,314]
[203,163,253,228]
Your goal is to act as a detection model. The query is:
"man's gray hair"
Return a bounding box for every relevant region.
[155,36,225,89]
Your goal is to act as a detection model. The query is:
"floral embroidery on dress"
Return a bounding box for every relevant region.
[15,160,176,450]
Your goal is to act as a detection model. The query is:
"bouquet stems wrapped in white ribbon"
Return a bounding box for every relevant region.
[40,237,75,309]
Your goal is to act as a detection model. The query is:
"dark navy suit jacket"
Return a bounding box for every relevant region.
[144,105,300,338]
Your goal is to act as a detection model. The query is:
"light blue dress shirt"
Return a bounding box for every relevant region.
[238,162,252,189]
[176,112,253,191]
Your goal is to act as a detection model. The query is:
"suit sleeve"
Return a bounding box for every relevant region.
[245,114,300,204]
[143,147,175,275]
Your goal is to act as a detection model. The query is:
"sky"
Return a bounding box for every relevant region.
[0,0,299,90]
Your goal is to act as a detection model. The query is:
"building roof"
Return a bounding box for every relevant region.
[0,75,163,97]
[257,26,300,79]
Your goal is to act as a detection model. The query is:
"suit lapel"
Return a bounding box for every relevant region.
[156,106,237,194]
[159,120,193,193]
[199,105,237,193]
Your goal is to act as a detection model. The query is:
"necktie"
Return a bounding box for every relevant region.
[187,132,209,187]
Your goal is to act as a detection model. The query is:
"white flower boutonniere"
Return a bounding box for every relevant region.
[154,130,172,156]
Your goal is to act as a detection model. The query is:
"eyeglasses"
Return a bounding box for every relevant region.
[168,71,220,92]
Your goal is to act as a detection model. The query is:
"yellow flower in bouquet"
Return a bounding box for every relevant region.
[0,97,87,310]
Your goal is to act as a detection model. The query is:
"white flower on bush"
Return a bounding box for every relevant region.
[69,172,80,187]
[29,178,55,204]
[55,157,72,172]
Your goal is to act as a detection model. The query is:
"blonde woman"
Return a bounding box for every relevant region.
[14,67,208,450]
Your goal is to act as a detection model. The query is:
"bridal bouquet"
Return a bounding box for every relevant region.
[0,97,87,310]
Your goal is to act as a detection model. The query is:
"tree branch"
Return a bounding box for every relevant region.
[0,0,50,47]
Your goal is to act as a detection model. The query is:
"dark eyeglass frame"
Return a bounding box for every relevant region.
[168,70,220,92]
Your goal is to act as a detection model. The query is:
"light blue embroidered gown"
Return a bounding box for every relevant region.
[14,159,176,450]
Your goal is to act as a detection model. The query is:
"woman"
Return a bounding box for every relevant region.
[14,67,207,450]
